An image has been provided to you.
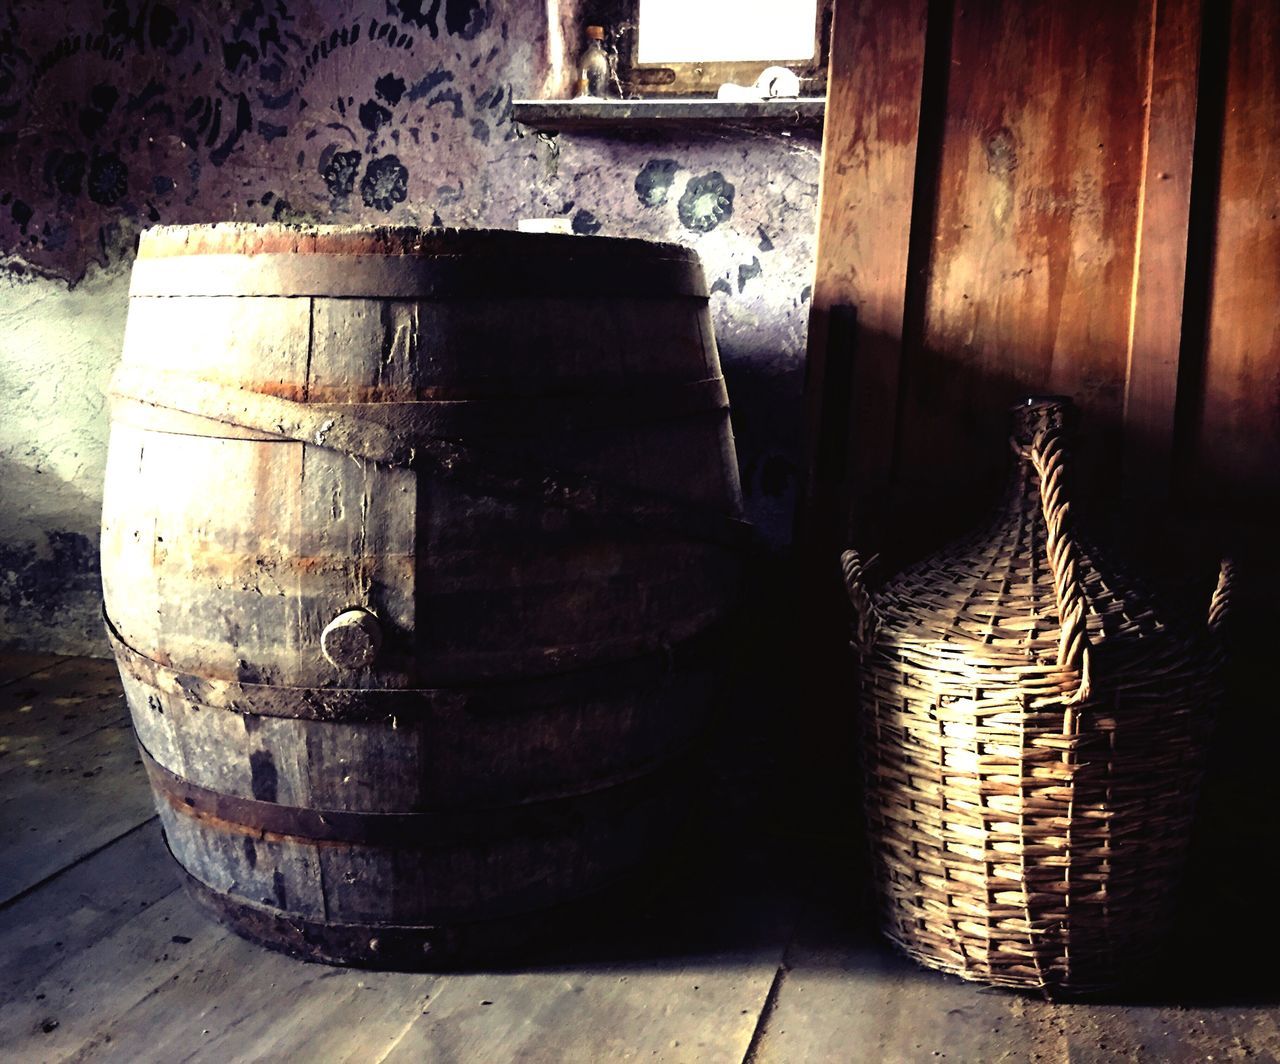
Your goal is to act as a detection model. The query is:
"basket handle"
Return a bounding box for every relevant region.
[1207,557,1234,635]
[1014,426,1094,705]
[840,548,881,652]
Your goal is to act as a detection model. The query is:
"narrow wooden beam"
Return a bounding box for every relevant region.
[799,0,930,555]
[1123,0,1204,505]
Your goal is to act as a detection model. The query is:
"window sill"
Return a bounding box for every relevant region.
[511,97,825,133]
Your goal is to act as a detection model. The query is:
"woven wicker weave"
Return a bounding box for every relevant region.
[841,397,1231,995]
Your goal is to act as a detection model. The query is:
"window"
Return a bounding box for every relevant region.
[583,0,832,97]
[637,0,819,64]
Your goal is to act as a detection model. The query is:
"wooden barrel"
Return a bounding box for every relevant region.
[101,223,745,967]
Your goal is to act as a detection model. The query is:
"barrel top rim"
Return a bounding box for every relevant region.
[137,223,701,264]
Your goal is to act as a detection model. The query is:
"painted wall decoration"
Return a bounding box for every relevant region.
[0,0,819,653]
[0,0,547,280]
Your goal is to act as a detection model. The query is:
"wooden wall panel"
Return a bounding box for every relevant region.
[1123,0,1202,504]
[800,0,929,554]
[806,0,1277,564]
[896,0,1154,541]
[803,0,1279,922]
[1189,0,1280,519]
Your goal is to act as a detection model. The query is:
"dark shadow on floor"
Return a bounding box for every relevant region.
[493,552,1280,1011]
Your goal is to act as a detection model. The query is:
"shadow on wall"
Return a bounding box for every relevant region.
[719,355,805,552]
[0,262,125,653]
[798,314,1255,611]
[0,457,105,655]
[0,0,822,654]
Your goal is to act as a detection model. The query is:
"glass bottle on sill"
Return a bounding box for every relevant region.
[576,25,611,99]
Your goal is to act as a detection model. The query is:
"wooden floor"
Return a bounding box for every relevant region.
[2,653,1278,1063]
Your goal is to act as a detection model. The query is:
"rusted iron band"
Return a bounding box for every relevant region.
[111,375,730,439]
[177,866,458,969]
[109,365,751,550]
[135,224,699,264]
[129,252,709,299]
[142,741,693,847]
[173,851,630,970]
[105,613,723,722]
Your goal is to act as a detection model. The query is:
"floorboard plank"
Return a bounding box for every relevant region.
[0,809,432,1064]
[64,936,440,1064]
[0,657,127,767]
[378,845,797,1064]
[0,888,227,1062]
[0,653,73,688]
[748,910,1037,1063]
[0,716,155,904]
[750,888,1280,1063]
[0,824,173,1007]
[380,949,784,1064]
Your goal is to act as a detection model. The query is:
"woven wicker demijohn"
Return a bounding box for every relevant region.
[841,397,1231,995]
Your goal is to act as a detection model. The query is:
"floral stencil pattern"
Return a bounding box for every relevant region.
[360,154,409,211]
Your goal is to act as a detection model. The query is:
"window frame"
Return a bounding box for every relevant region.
[583,0,834,98]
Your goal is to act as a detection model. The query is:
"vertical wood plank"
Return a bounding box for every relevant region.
[1123,0,1204,505]
[800,0,930,552]
[120,296,311,395]
[304,299,419,670]
[1176,1,1280,912]
[1189,0,1280,516]
[895,0,1155,545]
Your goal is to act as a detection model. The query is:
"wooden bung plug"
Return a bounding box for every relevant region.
[320,609,382,670]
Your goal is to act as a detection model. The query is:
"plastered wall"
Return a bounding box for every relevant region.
[0,0,819,653]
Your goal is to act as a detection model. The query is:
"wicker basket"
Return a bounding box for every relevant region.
[841,397,1231,996]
